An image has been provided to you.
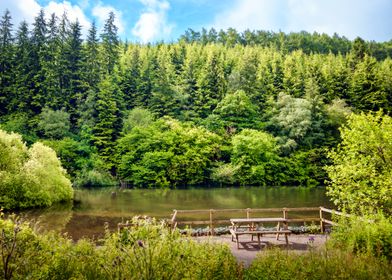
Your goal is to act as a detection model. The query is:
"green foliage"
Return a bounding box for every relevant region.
[329,214,392,260]
[73,168,115,188]
[122,107,156,134]
[92,76,122,173]
[244,249,392,280]
[1,214,392,280]
[0,113,38,144]
[0,214,239,280]
[213,90,259,131]
[42,138,93,178]
[0,130,73,209]
[37,107,71,139]
[118,118,222,187]
[267,93,312,151]
[229,129,280,185]
[2,9,392,188]
[325,111,392,215]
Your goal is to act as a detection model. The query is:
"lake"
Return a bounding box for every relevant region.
[18,186,333,240]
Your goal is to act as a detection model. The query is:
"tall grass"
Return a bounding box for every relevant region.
[329,213,392,260]
[0,214,239,279]
[244,249,392,280]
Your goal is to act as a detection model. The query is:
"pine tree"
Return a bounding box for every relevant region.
[119,46,140,109]
[350,55,386,111]
[64,20,84,127]
[147,45,180,117]
[179,45,202,120]
[82,21,100,90]
[30,9,48,113]
[41,13,60,108]
[57,12,70,108]
[0,9,14,115]
[12,21,33,113]
[195,47,226,118]
[100,11,119,74]
[135,48,157,108]
[92,76,122,173]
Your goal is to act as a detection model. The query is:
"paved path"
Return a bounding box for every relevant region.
[194,234,328,266]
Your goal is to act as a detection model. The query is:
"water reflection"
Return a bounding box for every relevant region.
[20,186,333,239]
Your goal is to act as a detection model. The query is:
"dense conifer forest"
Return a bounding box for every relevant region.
[1,9,392,190]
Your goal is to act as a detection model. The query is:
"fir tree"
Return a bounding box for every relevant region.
[82,21,100,90]
[92,76,122,173]
[30,9,48,112]
[0,9,14,114]
[12,21,33,113]
[100,11,119,74]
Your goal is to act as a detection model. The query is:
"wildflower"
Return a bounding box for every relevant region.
[137,240,144,248]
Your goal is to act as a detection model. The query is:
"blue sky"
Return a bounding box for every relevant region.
[1,0,392,43]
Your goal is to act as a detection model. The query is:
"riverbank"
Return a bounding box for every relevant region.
[195,234,328,266]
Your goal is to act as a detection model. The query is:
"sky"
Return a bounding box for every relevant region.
[1,0,391,43]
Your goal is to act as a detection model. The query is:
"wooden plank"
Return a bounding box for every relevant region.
[177,219,229,225]
[286,218,320,222]
[284,207,320,211]
[231,230,291,235]
[322,218,339,226]
[230,218,287,223]
[320,207,349,217]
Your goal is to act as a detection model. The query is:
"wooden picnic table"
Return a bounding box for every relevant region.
[230,217,291,249]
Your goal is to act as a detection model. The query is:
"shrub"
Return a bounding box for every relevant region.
[37,108,71,139]
[325,111,392,215]
[0,130,73,209]
[245,249,392,280]
[329,214,392,260]
[74,169,116,188]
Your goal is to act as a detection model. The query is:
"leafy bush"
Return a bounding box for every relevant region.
[329,214,392,260]
[122,107,156,134]
[37,108,71,139]
[117,118,222,187]
[0,130,73,209]
[325,111,392,215]
[245,249,392,280]
[226,129,280,185]
[74,169,116,188]
[42,138,95,178]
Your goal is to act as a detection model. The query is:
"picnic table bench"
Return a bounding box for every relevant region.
[230,218,291,249]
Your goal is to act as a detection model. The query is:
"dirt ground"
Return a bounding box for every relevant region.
[194,234,329,266]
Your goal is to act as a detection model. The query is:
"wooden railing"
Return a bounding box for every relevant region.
[170,207,347,235]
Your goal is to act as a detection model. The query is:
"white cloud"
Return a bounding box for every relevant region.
[132,0,173,43]
[212,0,282,32]
[0,0,40,26]
[212,0,392,41]
[45,1,91,36]
[92,2,124,34]
[0,0,91,37]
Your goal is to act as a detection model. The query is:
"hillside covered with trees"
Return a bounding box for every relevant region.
[1,9,392,191]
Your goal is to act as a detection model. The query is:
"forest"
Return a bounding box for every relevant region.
[1,9,392,205]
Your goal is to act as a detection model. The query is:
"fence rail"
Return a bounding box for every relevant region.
[170,206,347,234]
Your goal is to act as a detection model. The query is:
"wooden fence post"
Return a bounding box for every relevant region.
[246,208,250,219]
[319,207,324,233]
[209,209,214,235]
[283,207,287,219]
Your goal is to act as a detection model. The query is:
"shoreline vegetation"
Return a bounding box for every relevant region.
[0,213,391,280]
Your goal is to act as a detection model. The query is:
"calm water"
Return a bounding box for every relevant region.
[18,186,333,240]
